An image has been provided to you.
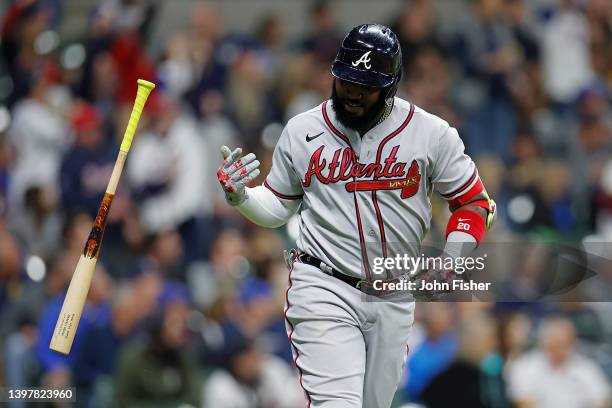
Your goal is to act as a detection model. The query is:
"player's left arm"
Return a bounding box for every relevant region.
[216,124,304,228]
[216,146,301,228]
[431,124,496,258]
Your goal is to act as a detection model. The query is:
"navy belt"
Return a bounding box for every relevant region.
[296,252,407,297]
[297,252,365,290]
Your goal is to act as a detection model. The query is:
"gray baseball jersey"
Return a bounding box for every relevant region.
[265,97,478,281]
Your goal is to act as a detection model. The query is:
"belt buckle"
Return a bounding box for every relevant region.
[319,262,333,275]
[355,279,381,296]
[357,280,386,297]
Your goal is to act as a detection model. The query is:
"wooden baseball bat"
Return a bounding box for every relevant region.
[50,79,155,355]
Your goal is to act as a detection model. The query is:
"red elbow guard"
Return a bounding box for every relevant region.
[445,209,487,245]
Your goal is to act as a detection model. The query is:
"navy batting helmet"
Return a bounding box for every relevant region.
[331,24,402,91]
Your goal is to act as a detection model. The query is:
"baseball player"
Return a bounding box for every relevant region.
[216,24,496,408]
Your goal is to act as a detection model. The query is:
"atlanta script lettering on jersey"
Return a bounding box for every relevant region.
[303,145,421,198]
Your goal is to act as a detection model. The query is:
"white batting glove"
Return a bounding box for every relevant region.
[217,145,260,206]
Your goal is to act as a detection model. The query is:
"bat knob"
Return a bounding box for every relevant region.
[137,79,156,90]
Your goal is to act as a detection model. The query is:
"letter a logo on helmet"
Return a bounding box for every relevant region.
[331,24,402,92]
[352,51,372,69]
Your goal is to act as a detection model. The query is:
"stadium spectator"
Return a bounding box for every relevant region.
[219,274,289,363]
[186,1,231,117]
[226,49,279,143]
[284,52,334,121]
[202,332,302,408]
[127,92,206,258]
[186,228,248,309]
[9,185,62,260]
[115,293,201,407]
[539,0,597,105]
[391,0,443,73]
[60,102,114,217]
[497,313,531,366]
[0,250,73,341]
[403,303,458,400]
[3,314,37,408]
[157,32,197,99]
[139,230,186,280]
[0,1,49,107]
[452,0,525,160]
[301,0,343,62]
[507,317,611,408]
[7,64,71,210]
[420,312,509,408]
[402,45,459,126]
[36,264,117,406]
[585,0,612,82]
[254,13,286,78]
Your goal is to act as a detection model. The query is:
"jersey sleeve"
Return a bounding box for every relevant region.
[430,124,478,201]
[264,125,304,200]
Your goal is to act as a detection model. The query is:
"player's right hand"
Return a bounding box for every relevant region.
[217,145,260,206]
[409,266,456,301]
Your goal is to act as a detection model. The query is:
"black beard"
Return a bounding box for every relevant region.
[330,80,387,133]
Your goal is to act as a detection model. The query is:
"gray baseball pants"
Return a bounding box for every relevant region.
[284,260,415,407]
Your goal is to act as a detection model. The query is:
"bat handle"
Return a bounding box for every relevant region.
[120,79,156,153]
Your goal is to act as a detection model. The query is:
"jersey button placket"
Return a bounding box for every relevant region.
[360,142,368,162]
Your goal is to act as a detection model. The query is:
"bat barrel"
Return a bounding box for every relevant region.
[49,255,98,354]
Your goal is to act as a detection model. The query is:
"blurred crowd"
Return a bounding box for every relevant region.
[0,0,611,407]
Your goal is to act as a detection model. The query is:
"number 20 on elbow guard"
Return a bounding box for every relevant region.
[457,222,470,231]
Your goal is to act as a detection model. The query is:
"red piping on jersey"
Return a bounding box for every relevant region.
[284,259,311,407]
[264,179,304,200]
[372,103,415,277]
[447,177,485,209]
[441,168,478,199]
[322,100,352,146]
[322,100,372,280]
[374,104,415,164]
